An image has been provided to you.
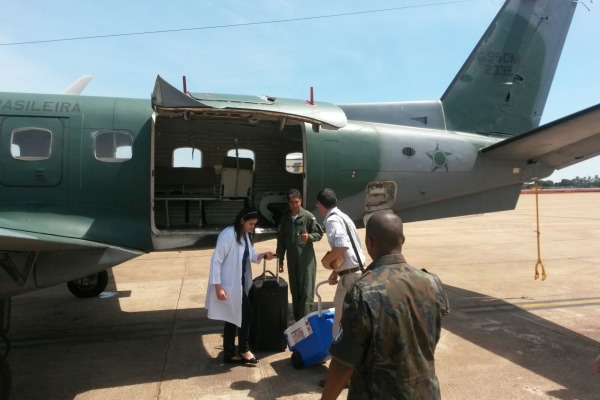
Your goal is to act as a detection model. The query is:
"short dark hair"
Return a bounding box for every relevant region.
[288,189,302,199]
[316,188,337,209]
[366,211,404,255]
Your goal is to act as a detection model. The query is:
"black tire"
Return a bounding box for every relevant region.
[291,350,304,369]
[0,356,10,400]
[0,335,8,358]
[67,270,109,298]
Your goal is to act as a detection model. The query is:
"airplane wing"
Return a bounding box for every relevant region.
[0,227,143,296]
[481,104,600,170]
[152,75,347,130]
[61,75,93,95]
[0,226,143,253]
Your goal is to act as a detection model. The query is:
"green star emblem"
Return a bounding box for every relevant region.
[427,143,452,172]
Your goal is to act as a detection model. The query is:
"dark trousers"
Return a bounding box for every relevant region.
[288,261,316,321]
[223,290,253,358]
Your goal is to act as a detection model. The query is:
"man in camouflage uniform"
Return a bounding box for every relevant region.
[276,189,323,321]
[322,211,449,400]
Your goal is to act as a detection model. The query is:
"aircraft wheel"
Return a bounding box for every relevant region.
[67,270,109,298]
[0,355,10,400]
[0,335,8,358]
[291,350,304,369]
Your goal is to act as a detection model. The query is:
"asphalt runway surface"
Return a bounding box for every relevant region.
[5,192,600,399]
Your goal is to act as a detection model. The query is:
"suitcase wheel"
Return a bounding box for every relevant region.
[291,350,304,369]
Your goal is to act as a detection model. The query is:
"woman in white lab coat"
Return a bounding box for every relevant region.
[205,208,274,364]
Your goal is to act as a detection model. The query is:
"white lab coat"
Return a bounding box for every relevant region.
[205,226,260,327]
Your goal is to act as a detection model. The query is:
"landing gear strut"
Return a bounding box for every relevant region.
[0,352,9,400]
[67,270,109,298]
[1,298,10,400]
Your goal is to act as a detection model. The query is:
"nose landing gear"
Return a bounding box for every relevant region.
[67,270,109,298]
[1,299,11,400]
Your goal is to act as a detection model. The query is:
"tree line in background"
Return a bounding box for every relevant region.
[523,175,600,189]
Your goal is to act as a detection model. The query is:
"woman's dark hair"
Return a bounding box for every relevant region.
[232,207,259,243]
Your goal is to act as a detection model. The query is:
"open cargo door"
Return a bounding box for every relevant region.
[152,75,347,130]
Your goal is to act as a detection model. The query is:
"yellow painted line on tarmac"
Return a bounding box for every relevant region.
[519,298,600,310]
[461,305,514,313]
[460,298,600,313]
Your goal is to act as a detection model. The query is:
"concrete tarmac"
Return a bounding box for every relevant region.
[5,192,600,399]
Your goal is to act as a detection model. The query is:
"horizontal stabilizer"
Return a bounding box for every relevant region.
[481,104,600,170]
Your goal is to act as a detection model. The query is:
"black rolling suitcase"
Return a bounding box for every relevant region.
[249,256,288,351]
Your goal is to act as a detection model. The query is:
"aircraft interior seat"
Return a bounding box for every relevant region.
[222,156,254,170]
[220,156,254,198]
[154,166,217,197]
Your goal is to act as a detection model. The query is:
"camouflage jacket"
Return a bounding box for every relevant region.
[329,254,450,400]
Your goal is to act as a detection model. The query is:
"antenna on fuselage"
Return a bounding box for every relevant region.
[573,1,592,12]
[183,75,190,96]
[305,86,315,106]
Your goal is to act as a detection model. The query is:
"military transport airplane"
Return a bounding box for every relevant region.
[1,0,599,396]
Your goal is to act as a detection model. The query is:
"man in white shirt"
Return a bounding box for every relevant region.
[316,188,366,337]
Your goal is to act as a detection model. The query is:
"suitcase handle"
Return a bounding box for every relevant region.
[263,254,279,283]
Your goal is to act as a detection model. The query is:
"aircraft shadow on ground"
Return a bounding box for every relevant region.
[5,272,335,399]
[8,272,599,399]
[443,285,599,399]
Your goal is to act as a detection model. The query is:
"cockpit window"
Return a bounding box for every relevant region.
[285,152,303,174]
[11,128,52,160]
[95,130,133,162]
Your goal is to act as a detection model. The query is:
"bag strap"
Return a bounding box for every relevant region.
[330,212,364,272]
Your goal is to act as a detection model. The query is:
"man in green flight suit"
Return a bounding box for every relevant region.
[276,189,323,322]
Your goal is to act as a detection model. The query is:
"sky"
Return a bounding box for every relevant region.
[1,0,598,181]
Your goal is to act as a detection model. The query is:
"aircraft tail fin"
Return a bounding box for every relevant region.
[441,0,577,137]
[61,75,93,95]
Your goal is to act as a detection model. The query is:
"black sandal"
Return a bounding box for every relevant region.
[239,353,259,364]
[224,356,245,364]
